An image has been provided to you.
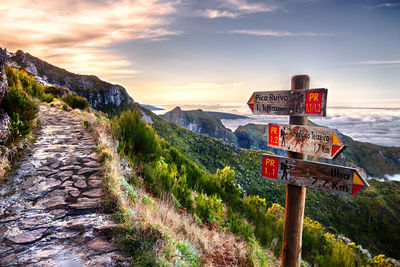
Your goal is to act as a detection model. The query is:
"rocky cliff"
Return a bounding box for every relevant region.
[0,48,8,102]
[8,50,134,113]
[161,107,237,143]
[0,48,10,143]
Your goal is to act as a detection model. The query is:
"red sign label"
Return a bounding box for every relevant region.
[262,156,279,179]
[305,91,322,115]
[269,125,280,147]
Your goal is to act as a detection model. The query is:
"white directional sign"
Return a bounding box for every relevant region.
[268,123,346,159]
[247,88,328,116]
[261,154,369,196]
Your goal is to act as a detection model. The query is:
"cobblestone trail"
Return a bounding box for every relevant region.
[0,105,128,266]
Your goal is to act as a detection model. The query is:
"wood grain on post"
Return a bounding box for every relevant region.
[281,75,309,267]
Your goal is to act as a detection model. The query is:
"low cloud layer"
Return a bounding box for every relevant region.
[215,105,400,148]
[229,29,331,37]
[197,0,279,18]
[0,0,178,80]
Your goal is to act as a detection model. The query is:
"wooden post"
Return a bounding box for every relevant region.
[281,75,309,267]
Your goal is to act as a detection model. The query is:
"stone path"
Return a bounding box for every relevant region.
[0,105,128,266]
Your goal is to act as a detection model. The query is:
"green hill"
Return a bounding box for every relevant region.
[143,107,400,260]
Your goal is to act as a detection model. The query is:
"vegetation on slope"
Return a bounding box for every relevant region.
[90,107,397,266]
[91,110,277,266]
[142,107,400,262]
[0,67,91,180]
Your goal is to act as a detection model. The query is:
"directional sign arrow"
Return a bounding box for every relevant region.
[267,123,346,159]
[260,154,369,196]
[247,88,328,116]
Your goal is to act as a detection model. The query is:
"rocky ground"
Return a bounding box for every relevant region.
[0,105,128,266]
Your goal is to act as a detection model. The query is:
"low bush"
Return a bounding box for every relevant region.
[44,86,62,98]
[40,93,53,103]
[63,94,90,110]
[1,86,39,123]
[115,109,160,158]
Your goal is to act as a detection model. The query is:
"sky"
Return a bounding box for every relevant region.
[0,0,400,107]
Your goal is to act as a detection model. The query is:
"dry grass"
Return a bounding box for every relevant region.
[81,112,280,266]
[91,117,251,265]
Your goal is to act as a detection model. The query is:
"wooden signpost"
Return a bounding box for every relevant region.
[267,123,346,159]
[247,88,327,116]
[247,75,369,267]
[261,154,368,196]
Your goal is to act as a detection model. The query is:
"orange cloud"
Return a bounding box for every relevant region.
[0,0,179,81]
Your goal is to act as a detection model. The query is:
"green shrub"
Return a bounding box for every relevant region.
[116,109,160,157]
[63,94,90,110]
[175,241,200,266]
[40,93,53,103]
[82,120,90,129]
[226,207,253,240]
[1,87,39,123]
[5,66,43,99]
[44,86,62,98]
[61,104,68,111]
[6,113,31,143]
[194,193,223,223]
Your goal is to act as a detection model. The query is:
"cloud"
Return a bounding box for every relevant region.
[197,0,279,18]
[197,9,239,18]
[356,59,400,65]
[229,29,331,37]
[0,0,179,81]
[165,82,243,91]
[360,2,400,9]
[384,174,400,181]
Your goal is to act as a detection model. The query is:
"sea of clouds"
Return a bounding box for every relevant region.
[154,104,400,181]
[155,104,400,148]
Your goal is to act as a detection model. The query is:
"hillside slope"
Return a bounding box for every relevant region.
[142,107,400,259]
[8,50,134,114]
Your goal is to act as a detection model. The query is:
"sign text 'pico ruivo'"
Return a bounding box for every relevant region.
[247,88,327,116]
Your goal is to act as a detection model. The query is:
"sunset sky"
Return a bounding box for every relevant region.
[1,0,399,106]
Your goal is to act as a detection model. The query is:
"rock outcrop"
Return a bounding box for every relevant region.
[0,48,10,143]
[0,48,8,102]
[161,107,237,143]
[8,50,134,113]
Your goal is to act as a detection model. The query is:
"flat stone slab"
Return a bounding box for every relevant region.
[74,180,88,189]
[44,196,67,209]
[87,238,115,252]
[72,175,85,181]
[7,228,48,244]
[54,171,74,181]
[77,168,98,176]
[69,190,80,198]
[83,161,100,168]
[83,189,103,198]
[69,198,101,210]
[60,165,81,171]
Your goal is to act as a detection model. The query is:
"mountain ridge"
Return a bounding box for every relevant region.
[7,49,134,114]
